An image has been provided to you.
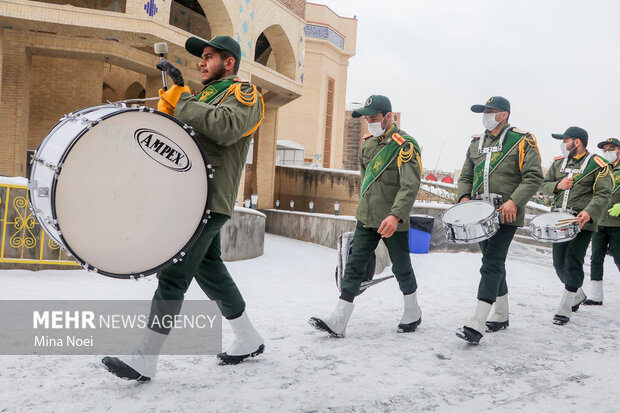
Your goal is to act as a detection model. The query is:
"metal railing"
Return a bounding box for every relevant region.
[0,182,78,266]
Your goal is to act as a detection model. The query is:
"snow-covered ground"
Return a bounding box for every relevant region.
[1,234,619,412]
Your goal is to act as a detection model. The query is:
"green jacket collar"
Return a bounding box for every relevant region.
[203,74,238,88]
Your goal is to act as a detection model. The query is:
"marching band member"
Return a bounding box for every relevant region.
[102,35,265,381]
[541,127,612,325]
[585,138,620,306]
[456,96,543,344]
[309,95,423,337]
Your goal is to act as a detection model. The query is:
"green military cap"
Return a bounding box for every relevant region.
[352,95,392,118]
[471,96,511,113]
[597,137,620,149]
[186,35,241,62]
[552,126,588,146]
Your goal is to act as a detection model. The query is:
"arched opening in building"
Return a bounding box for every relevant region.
[170,0,233,39]
[102,83,117,104]
[254,25,296,79]
[170,0,211,39]
[124,82,146,100]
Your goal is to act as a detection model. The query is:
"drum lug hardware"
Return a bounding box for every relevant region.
[82,119,99,129]
[180,252,186,257]
[37,187,50,198]
[31,156,60,172]
[44,217,59,230]
[172,258,179,264]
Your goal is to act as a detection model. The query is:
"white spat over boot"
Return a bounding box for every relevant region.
[456,300,492,345]
[397,291,422,333]
[217,312,265,365]
[584,280,603,305]
[102,328,167,381]
[572,287,587,312]
[553,289,576,325]
[486,294,509,332]
[309,299,354,338]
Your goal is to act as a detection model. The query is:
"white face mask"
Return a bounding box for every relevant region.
[560,142,573,157]
[482,113,500,131]
[602,150,618,163]
[367,121,385,137]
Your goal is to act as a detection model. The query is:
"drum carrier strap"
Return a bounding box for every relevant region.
[558,153,594,212]
[477,127,511,202]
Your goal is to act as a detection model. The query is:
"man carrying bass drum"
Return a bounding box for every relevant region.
[455,96,544,345]
[102,35,265,381]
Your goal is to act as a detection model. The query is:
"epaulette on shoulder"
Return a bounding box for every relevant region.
[594,155,609,168]
[471,134,482,141]
[553,155,565,161]
[512,128,530,135]
[362,133,373,140]
[392,132,406,146]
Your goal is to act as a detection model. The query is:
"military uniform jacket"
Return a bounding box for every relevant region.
[356,124,421,231]
[600,160,620,227]
[540,151,613,232]
[175,75,263,217]
[456,124,544,227]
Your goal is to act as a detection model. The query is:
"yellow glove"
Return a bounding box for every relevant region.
[157,98,175,116]
[158,85,191,108]
[609,203,620,217]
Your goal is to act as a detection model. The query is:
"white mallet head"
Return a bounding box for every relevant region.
[154,42,168,55]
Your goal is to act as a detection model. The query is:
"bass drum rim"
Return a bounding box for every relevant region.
[49,107,212,279]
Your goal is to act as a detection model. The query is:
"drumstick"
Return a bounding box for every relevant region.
[555,219,579,226]
[556,218,579,223]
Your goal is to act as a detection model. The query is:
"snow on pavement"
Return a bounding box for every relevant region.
[0,234,619,412]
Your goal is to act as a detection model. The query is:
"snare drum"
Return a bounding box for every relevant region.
[29,104,212,279]
[441,200,500,244]
[529,212,580,243]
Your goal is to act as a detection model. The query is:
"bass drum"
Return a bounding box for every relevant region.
[29,104,212,279]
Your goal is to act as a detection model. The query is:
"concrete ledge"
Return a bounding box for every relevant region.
[263,209,391,274]
[221,207,266,261]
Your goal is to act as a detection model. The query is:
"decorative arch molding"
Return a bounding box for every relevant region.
[195,0,234,37]
[254,24,296,80]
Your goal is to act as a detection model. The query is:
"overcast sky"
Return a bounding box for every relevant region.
[309,0,620,171]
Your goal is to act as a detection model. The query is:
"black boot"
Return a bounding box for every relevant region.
[456,326,482,344]
[397,317,421,333]
[217,344,265,366]
[485,320,509,332]
[101,357,151,382]
[583,299,603,306]
[553,315,570,325]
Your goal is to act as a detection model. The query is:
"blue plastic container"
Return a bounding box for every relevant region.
[408,215,434,254]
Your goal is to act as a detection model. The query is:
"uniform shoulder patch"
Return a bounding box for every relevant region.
[362,133,373,140]
[553,155,565,161]
[392,132,406,145]
[594,155,609,168]
[512,128,530,135]
[471,134,482,141]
